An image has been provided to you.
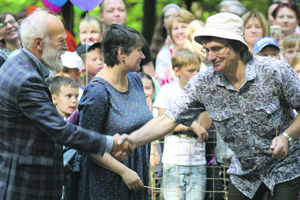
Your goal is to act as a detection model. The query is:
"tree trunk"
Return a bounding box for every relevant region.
[61,0,74,35]
[142,0,156,44]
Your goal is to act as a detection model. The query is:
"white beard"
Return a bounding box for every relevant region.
[41,42,65,73]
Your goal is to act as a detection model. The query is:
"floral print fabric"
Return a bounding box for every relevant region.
[165,56,300,199]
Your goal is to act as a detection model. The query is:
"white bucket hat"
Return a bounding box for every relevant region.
[61,51,83,72]
[194,13,248,48]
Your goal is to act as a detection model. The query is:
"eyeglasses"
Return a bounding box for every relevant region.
[203,43,230,56]
[0,20,18,29]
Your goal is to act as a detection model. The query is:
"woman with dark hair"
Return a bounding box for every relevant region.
[272,2,300,38]
[77,24,153,200]
[0,12,21,60]
[150,4,181,66]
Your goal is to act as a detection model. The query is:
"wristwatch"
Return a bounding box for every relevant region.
[282,132,293,146]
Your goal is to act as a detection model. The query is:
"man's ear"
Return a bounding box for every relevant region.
[34,37,43,52]
[174,66,180,77]
[52,94,58,105]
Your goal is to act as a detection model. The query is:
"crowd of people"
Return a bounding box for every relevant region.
[0,0,300,200]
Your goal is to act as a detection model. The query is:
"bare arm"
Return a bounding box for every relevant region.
[88,153,144,190]
[158,108,208,142]
[129,114,178,148]
[270,114,300,159]
[158,108,187,132]
[141,61,155,77]
[150,142,160,166]
[199,111,212,130]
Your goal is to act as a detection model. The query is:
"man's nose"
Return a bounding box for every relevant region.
[62,40,68,51]
[114,10,120,16]
[207,51,216,61]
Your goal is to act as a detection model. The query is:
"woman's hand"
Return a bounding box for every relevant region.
[120,168,144,190]
[190,122,208,143]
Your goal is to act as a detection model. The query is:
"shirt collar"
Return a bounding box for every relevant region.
[214,57,257,89]
[23,47,50,79]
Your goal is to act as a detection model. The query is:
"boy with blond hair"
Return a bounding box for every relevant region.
[76,42,104,88]
[153,48,211,200]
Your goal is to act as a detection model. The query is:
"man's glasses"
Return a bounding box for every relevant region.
[0,20,18,29]
[203,43,230,56]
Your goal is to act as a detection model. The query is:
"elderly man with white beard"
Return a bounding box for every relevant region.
[0,9,134,200]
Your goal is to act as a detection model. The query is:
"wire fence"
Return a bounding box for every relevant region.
[148,129,231,200]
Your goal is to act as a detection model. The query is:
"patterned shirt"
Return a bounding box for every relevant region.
[0,46,12,60]
[165,56,300,198]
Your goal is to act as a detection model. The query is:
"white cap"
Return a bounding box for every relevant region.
[61,51,83,71]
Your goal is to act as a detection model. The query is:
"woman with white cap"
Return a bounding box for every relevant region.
[154,9,195,86]
[150,4,181,66]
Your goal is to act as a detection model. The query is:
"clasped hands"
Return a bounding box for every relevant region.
[110,134,136,161]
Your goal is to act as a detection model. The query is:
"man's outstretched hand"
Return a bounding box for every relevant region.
[111,134,134,161]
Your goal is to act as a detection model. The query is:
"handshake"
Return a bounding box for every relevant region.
[110,134,136,161]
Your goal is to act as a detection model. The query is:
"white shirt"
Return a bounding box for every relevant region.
[153,82,206,165]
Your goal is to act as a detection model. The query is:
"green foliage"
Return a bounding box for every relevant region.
[0,0,44,14]
[0,0,273,43]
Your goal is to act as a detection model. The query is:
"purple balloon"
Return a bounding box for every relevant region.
[42,0,61,13]
[70,0,103,11]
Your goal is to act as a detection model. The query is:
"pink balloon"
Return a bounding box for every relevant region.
[42,0,61,13]
[70,0,103,11]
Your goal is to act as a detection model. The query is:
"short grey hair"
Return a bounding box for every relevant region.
[20,9,49,49]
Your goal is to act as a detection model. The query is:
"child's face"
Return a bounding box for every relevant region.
[52,85,79,118]
[175,62,200,88]
[283,43,300,65]
[257,46,280,60]
[293,62,300,79]
[142,78,155,100]
[55,67,81,81]
[87,50,104,77]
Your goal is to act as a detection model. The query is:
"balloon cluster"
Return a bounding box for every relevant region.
[42,0,103,13]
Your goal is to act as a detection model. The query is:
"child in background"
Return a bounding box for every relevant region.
[291,52,300,79]
[282,34,300,65]
[254,37,280,59]
[76,42,104,88]
[56,51,84,100]
[154,48,211,200]
[79,16,102,45]
[138,72,162,200]
[49,76,79,120]
[185,20,208,68]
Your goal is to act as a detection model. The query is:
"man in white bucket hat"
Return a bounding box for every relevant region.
[117,12,300,200]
